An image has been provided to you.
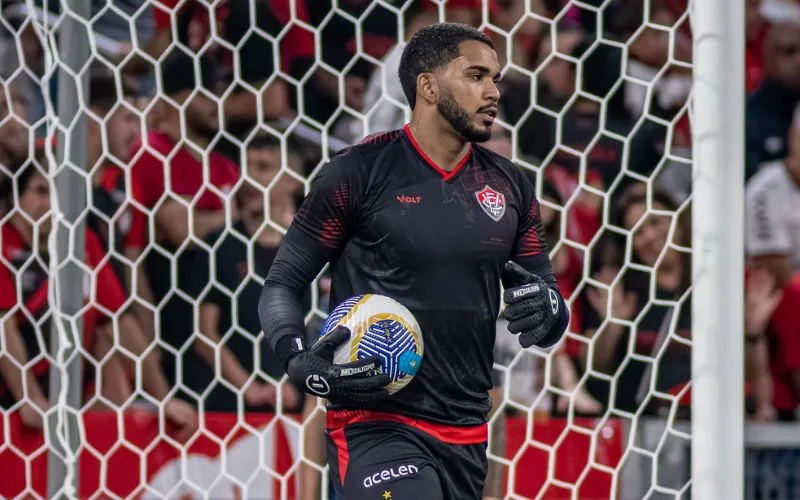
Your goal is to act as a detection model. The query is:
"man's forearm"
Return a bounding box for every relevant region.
[196,305,251,389]
[590,323,627,373]
[126,247,156,344]
[259,235,331,366]
[0,316,47,404]
[116,313,171,400]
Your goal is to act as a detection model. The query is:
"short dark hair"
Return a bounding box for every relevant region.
[0,154,47,208]
[159,49,217,96]
[90,74,135,112]
[398,23,493,110]
[248,132,281,150]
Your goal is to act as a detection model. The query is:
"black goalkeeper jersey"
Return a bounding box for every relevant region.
[261,125,558,426]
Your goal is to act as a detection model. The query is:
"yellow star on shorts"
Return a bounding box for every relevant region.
[382,491,392,500]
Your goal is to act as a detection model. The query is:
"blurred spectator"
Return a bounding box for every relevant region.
[0,161,197,434]
[627,65,692,203]
[127,50,239,394]
[89,0,165,81]
[0,82,31,177]
[192,135,304,413]
[745,105,800,288]
[581,187,691,416]
[535,179,603,416]
[303,0,399,124]
[746,18,800,179]
[512,29,583,162]
[86,74,142,283]
[154,0,295,160]
[575,233,636,413]
[524,34,625,247]
[0,5,46,128]
[615,1,691,123]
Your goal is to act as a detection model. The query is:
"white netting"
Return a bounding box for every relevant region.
[0,0,739,498]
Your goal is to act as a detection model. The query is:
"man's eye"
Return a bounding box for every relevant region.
[471,75,482,81]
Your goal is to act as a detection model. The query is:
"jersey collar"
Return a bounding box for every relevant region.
[403,124,472,182]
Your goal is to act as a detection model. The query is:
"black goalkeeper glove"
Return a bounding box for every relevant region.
[502,261,568,349]
[285,326,391,404]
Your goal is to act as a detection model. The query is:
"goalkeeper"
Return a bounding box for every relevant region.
[259,23,569,499]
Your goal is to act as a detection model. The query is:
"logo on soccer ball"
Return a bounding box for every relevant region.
[475,185,506,222]
[305,374,330,396]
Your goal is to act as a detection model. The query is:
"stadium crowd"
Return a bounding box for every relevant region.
[0,0,799,496]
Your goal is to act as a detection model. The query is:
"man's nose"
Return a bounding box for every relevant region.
[485,81,500,102]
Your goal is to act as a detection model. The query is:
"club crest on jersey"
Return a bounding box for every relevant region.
[475,185,506,222]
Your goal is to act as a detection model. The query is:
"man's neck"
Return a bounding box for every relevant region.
[407,114,471,172]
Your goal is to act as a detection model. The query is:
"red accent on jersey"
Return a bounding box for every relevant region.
[333,184,349,210]
[328,426,350,485]
[403,124,472,181]
[326,409,488,445]
[320,219,346,249]
[359,130,402,145]
[517,199,546,257]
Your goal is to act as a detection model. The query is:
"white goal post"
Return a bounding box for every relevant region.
[691,0,745,498]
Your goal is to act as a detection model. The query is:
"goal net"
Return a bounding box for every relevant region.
[0,0,741,498]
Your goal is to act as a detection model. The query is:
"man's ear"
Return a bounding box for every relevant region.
[416,73,437,104]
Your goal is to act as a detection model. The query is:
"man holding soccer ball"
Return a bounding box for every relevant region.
[259,22,569,499]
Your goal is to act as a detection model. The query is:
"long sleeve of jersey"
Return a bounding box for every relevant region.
[259,152,360,366]
[505,173,570,348]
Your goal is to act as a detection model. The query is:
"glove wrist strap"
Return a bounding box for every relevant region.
[275,334,308,368]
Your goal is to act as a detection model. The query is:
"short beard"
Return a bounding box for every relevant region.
[437,87,492,143]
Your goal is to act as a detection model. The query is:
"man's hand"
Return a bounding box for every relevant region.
[745,267,783,337]
[164,398,198,442]
[18,396,48,430]
[243,381,278,407]
[286,326,391,404]
[502,261,567,348]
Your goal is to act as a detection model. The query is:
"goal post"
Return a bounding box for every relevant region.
[46,0,92,496]
[691,0,745,498]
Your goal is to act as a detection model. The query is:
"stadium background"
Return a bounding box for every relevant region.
[0,0,798,498]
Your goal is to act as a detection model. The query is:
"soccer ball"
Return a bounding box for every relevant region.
[320,294,424,395]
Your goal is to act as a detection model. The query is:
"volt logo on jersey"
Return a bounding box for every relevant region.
[475,185,506,221]
[396,195,422,204]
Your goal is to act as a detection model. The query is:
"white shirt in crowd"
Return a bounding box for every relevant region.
[745,160,800,271]
[363,43,410,135]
